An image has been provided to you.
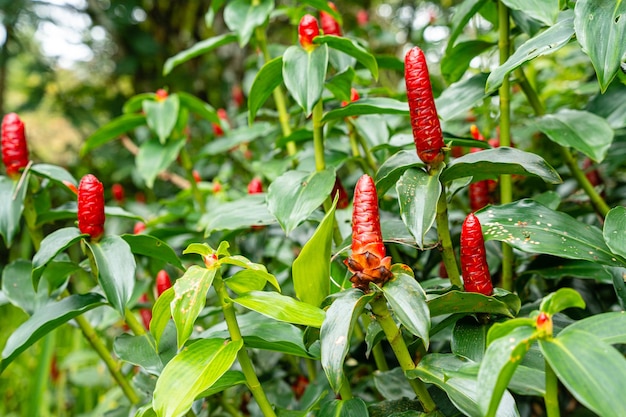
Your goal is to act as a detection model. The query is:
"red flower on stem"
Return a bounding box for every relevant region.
[248,177,263,194]
[298,14,319,50]
[156,270,172,297]
[320,2,342,36]
[112,183,125,203]
[460,213,493,295]
[1,113,29,178]
[78,174,106,241]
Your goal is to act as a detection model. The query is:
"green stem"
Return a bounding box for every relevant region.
[339,374,353,400]
[435,188,462,288]
[23,176,43,252]
[215,274,277,417]
[124,307,147,336]
[313,100,325,172]
[305,358,317,382]
[544,360,560,417]
[179,146,206,213]
[28,331,56,417]
[370,296,436,412]
[355,128,379,174]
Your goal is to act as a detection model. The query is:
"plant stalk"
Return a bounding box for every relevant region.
[124,307,147,336]
[435,188,462,288]
[544,360,560,417]
[29,331,55,417]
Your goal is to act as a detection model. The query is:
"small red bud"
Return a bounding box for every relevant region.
[111,183,125,203]
[298,14,319,50]
[204,253,218,268]
[356,9,369,27]
[133,222,146,234]
[331,178,349,209]
[231,85,244,108]
[1,113,29,178]
[341,88,360,107]
[536,312,553,338]
[320,2,342,36]
[78,174,106,241]
[248,177,263,194]
[193,170,201,183]
[212,181,222,193]
[155,89,168,101]
[156,270,172,297]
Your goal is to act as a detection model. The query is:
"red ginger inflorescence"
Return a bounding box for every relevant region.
[460,213,493,295]
[78,174,106,241]
[298,14,319,50]
[320,2,342,36]
[1,113,29,178]
[344,175,392,292]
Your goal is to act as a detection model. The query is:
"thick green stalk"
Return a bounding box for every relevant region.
[544,360,560,417]
[435,188,462,288]
[313,101,325,172]
[498,1,514,291]
[370,296,436,412]
[124,307,147,336]
[214,274,277,417]
[28,332,55,417]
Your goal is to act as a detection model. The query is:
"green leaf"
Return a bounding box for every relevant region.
[540,288,586,315]
[441,147,561,184]
[574,0,626,92]
[136,138,186,189]
[322,98,408,122]
[163,33,238,75]
[320,289,374,392]
[486,11,574,93]
[535,110,613,162]
[435,72,490,121]
[560,311,626,345]
[267,168,335,235]
[153,338,243,417]
[478,326,536,417]
[448,0,490,50]
[143,94,180,144]
[223,0,273,47]
[197,371,247,398]
[203,194,276,234]
[486,318,536,345]
[224,269,280,295]
[0,175,27,247]
[318,398,369,417]
[585,83,626,129]
[113,333,162,375]
[292,198,336,307]
[32,227,84,288]
[607,266,626,310]
[121,234,184,271]
[501,0,559,26]
[177,91,219,123]
[476,200,624,267]
[541,330,626,417]
[82,113,146,155]
[396,167,441,249]
[441,40,495,84]
[123,93,155,114]
[232,291,326,327]
[171,266,216,349]
[202,122,275,155]
[604,207,626,260]
[427,289,520,318]
[301,0,342,24]
[87,235,136,316]
[30,164,77,188]
[521,259,613,283]
[451,316,490,362]
[381,267,430,346]
[282,44,328,116]
[314,35,378,80]
[150,287,175,349]
[325,67,356,102]
[248,56,283,124]
[0,293,105,372]
[375,150,423,197]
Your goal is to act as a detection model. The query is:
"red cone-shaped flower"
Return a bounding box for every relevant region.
[320,2,342,36]
[156,270,172,297]
[78,174,105,241]
[298,14,319,50]
[1,113,29,178]
[460,213,493,295]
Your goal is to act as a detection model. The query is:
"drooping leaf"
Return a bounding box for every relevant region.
[30,164,77,189]
[203,194,277,234]
[113,333,162,375]
[232,291,326,328]
[318,398,369,417]
[223,0,274,46]
[322,98,408,122]
[143,94,180,144]
[248,56,283,124]
[163,33,238,75]
[121,234,184,271]
[136,137,186,188]
[177,92,219,123]
[282,44,329,116]
[32,227,84,288]
[585,82,626,129]
[560,311,626,345]
[441,40,495,84]
[428,289,520,318]
[202,122,275,155]
[435,72,490,121]
[0,175,28,247]
[501,0,559,26]
[313,35,378,80]
[539,288,586,315]
[82,113,146,155]
[604,206,626,260]
[150,287,175,349]
[224,269,280,295]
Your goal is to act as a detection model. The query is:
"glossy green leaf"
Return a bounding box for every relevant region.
[275,128,313,148]
[301,0,342,23]
[0,176,27,247]
[123,93,155,114]
[87,235,136,316]
[197,370,247,398]
[136,138,186,188]
[282,44,328,116]
[521,259,613,283]
[501,0,559,26]
[381,267,430,346]
[248,56,283,124]
[441,40,495,84]
[177,91,219,123]
[171,266,216,349]
[153,338,243,417]
[267,168,335,235]
[150,287,175,349]
[163,33,238,75]
[535,110,613,162]
[541,330,626,417]
[325,67,355,102]
[314,35,378,80]
[30,164,77,188]
[428,289,520,318]
[121,234,184,271]
[32,227,84,288]
[143,94,179,144]
[476,200,624,267]
[320,289,374,392]
[486,11,574,93]
[82,113,146,155]
[373,367,414,401]
[478,326,536,417]
[574,0,626,92]
[375,150,423,197]
[486,318,536,345]
[606,266,626,310]
[441,147,561,184]
[448,0,489,50]
[540,288,586,315]
[585,82,626,129]
[396,167,441,249]
[293,198,336,307]
[435,72,489,121]
[224,0,273,46]
[202,122,275,155]
[318,398,369,417]
[113,333,162,375]
[203,194,276,234]
[36,203,141,225]
[323,98,408,122]
[451,317,489,362]
[604,206,626,259]
[561,311,626,345]
[232,291,326,327]
[0,293,105,372]
[224,269,280,295]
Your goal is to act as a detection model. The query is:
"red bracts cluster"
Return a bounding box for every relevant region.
[1,113,29,178]
[404,47,445,165]
[78,174,106,241]
[344,175,392,291]
[320,2,342,36]
[298,14,319,50]
[460,213,493,295]
[248,177,263,194]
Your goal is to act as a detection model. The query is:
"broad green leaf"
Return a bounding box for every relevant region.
[323,98,408,122]
[325,67,356,103]
[87,235,136,316]
[486,11,574,93]
[267,168,335,235]
[501,0,559,26]
[540,288,586,315]
[313,35,378,80]
[486,318,536,345]
[113,333,162,375]
[248,56,283,124]
[32,227,84,288]
[121,234,184,271]
[292,198,336,307]
[123,93,155,114]
[604,206,626,259]
[381,267,430,346]
[203,194,276,234]
[318,398,369,417]
[143,94,179,144]
[224,269,280,295]
[448,0,490,50]
[435,72,489,121]
[441,147,561,184]
[202,122,275,155]
[396,167,441,249]
[541,330,626,417]
[30,164,77,188]
[560,311,626,345]
[574,0,626,92]
[373,367,415,401]
[606,266,626,310]
[282,44,328,116]
[232,291,326,328]
[150,287,175,349]
[451,316,490,362]
[153,338,243,417]
[163,33,238,75]
[197,371,247,398]
[521,259,613,283]
[136,137,186,188]
[478,327,536,417]
[36,203,142,225]
[177,91,219,123]
[320,289,374,392]
[535,110,613,162]
[585,82,626,129]
[427,289,520,318]
[171,266,216,349]
[224,0,273,47]
[82,113,146,155]
[441,40,495,84]
[0,175,28,247]
[375,150,423,197]
[0,293,105,372]
[476,200,624,267]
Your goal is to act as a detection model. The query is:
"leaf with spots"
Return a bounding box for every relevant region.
[476,199,625,267]
[603,207,626,261]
